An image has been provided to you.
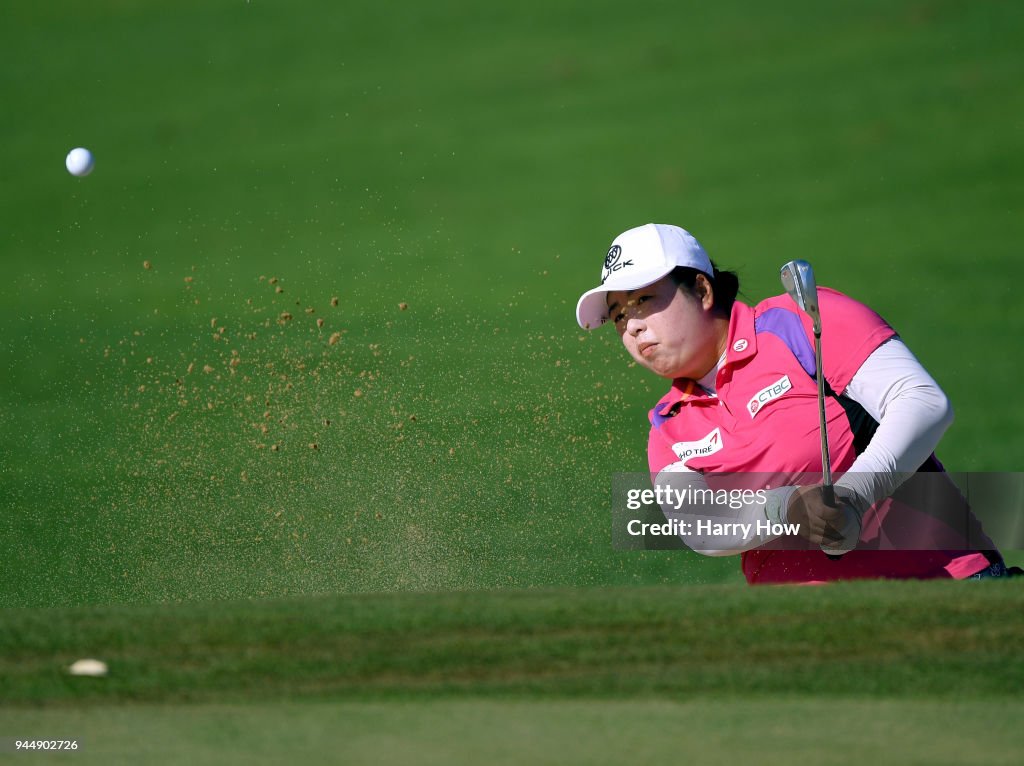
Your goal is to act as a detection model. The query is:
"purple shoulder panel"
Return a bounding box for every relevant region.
[754,308,816,378]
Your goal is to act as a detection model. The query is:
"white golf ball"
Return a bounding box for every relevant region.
[65,147,95,177]
[68,658,108,677]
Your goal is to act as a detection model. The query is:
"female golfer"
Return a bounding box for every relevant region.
[577,223,1014,584]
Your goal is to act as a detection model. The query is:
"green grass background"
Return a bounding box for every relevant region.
[2,0,1022,608]
[2,1,1023,761]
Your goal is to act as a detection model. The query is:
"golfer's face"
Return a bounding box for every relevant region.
[607,275,719,380]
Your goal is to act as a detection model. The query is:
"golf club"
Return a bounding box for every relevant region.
[780,260,851,557]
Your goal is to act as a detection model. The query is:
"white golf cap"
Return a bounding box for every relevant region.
[575,223,713,329]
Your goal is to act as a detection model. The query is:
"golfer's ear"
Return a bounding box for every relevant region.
[695,274,715,309]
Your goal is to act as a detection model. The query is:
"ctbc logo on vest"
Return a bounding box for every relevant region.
[748,375,792,418]
[671,428,723,465]
[601,245,634,284]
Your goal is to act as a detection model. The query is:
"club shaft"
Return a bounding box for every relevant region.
[814,331,834,503]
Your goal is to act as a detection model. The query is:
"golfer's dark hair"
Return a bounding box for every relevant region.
[670,263,740,315]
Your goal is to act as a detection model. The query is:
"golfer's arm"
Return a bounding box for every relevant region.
[834,338,954,513]
[654,465,795,556]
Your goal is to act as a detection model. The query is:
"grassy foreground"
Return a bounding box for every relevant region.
[3,581,1022,704]
[3,581,1023,764]
[5,698,1023,766]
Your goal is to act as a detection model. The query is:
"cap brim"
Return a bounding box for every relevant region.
[574,266,673,330]
[575,288,615,330]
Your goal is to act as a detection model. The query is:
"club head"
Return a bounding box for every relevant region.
[780,259,822,334]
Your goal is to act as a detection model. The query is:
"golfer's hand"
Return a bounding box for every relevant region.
[786,485,861,552]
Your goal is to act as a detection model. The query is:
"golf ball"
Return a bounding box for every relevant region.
[65,147,95,177]
[68,658,108,677]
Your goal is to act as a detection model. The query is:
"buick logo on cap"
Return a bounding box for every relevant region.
[601,245,633,284]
